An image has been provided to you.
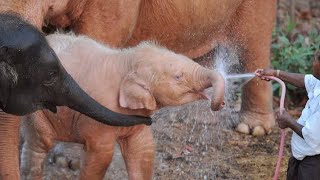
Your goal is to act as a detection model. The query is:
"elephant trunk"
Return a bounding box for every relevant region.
[56,71,152,126]
[209,70,225,111]
[194,66,225,111]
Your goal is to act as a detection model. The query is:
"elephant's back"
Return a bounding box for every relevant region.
[127,0,243,58]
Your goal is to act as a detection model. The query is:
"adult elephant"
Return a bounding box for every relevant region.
[0,14,151,179]
[1,0,276,179]
[2,0,277,136]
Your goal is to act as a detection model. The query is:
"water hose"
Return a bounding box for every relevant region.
[262,76,286,180]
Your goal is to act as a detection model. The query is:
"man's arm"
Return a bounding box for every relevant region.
[278,71,305,88]
[288,119,304,138]
[255,69,305,88]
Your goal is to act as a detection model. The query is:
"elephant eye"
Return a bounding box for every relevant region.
[174,73,183,81]
[43,71,57,86]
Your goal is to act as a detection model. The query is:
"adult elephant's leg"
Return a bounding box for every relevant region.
[118,125,155,180]
[230,0,277,136]
[0,111,20,180]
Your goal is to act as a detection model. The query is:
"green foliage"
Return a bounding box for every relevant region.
[271,17,320,102]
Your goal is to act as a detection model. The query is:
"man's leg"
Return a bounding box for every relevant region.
[287,156,299,180]
[297,155,320,180]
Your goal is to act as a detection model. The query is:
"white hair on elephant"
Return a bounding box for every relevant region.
[20,33,225,179]
[49,32,175,58]
[48,32,114,54]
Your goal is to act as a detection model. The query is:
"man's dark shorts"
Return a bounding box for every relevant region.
[287,154,320,180]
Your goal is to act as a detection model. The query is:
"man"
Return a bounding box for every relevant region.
[256,51,320,180]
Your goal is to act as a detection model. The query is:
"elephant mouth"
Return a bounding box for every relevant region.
[185,90,209,100]
[202,87,225,110]
[37,101,58,113]
[202,87,214,100]
[43,102,58,113]
[199,91,210,100]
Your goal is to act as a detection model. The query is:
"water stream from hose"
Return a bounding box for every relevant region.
[155,45,259,179]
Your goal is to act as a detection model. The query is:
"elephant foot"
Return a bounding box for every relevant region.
[236,111,275,136]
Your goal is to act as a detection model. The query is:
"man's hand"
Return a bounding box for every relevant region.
[276,109,304,138]
[255,68,277,81]
[276,110,295,129]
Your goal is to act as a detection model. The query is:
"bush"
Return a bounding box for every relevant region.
[271,17,320,104]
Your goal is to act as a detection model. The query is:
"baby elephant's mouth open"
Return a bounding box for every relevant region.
[43,102,58,113]
[203,87,225,111]
[179,88,224,111]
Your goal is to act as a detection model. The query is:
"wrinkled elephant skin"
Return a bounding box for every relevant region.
[0,13,151,179]
[20,34,225,180]
[2,0,276,137]
[1,0,276,179]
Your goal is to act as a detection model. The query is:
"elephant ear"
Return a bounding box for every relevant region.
[0,46,17,107]
[119,73,157,110]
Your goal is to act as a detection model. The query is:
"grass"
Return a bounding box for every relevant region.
[271,16,320,103]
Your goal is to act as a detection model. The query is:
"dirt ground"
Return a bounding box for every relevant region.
[21,0,320,180]
[40,99,291,180]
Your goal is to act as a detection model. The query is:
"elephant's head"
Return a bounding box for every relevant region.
[119,43,225,111]
[0,14,151,126]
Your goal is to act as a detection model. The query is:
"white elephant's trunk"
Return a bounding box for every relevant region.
[194,66,225,111]
[209,70,225,111]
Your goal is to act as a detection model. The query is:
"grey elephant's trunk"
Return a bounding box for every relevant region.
[57,72,152,126]
[195,67,225,111]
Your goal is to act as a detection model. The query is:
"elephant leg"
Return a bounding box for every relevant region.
[80,142,116,180]
[79,126,117,180]
[20,142,49,180]
[20,112,55,180]
[118,126,155,180]
[229,0,277,136]
[0,111,20,180]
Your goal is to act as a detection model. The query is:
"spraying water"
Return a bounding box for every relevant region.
[226,73,255,90]
[226,73,255,80]
[153,45,257,179]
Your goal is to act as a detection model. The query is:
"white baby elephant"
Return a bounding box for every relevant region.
[20,34,225,180]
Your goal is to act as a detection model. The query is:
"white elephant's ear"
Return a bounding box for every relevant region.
[119,73,157,110]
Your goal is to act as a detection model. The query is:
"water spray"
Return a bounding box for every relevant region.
[225,73,255,90]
